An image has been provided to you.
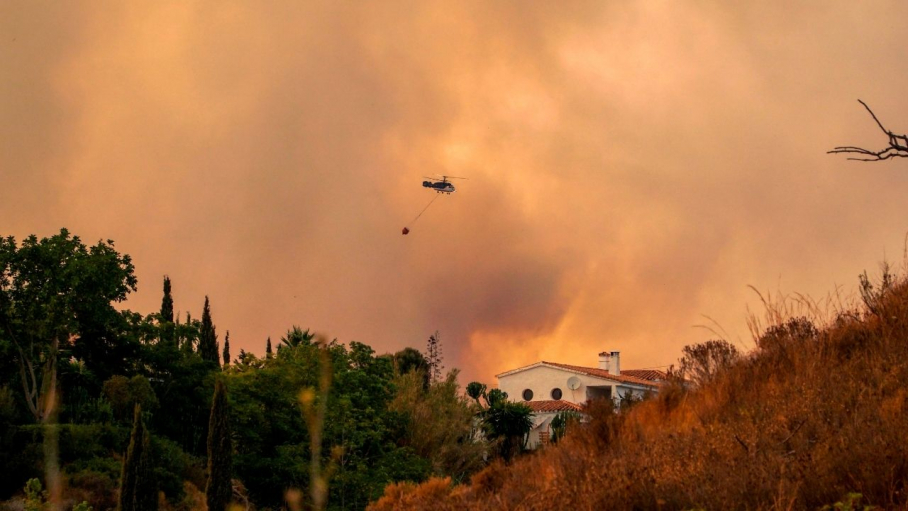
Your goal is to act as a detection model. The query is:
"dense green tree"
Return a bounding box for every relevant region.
[118,404,157,511]
[473,387,533,463]
[206,379,232,511]
[227,335,430,509]
[393,348,429,388]
[0,229,138,422]
[222,332,230,366]
[198,297,219,366]
[103,375,159,422]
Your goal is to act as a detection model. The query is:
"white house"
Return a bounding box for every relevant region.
[496,351,665,448]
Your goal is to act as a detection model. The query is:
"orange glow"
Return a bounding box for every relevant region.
[3,2,908,384]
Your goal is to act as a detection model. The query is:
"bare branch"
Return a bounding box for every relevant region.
[828,100,908,161]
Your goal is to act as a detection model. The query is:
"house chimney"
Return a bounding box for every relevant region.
[610,351,620,376]
[598,351,611,372]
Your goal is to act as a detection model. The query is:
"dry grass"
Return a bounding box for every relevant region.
[371,274,908,510]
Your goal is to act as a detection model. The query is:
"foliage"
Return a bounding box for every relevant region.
[118,405,156,511]
[160,276,175,347]
[392,348,429,388]
[677,339,740,387]
[222,331,230,367]
[389,370,485,483]
[23,478,46,511]
[549,410,581,443]
[822,492,876,511]
[279,326,314,350]
[0,227,605,510]
[0,229,138,422]
[466,385,533,463]
[465,382,485,404]
[198,297,219,367]
[205,379,232,511]
[226,331,437,510]
[103,375,159,422]
[424,332,443,384]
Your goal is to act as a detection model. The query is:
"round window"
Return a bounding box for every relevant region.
[522,389,534,401]
[551,388,563,400]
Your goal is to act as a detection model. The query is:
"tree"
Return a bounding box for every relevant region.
[425,332,444,384]
[390,370,486,482]
[280,326,314,350]
[198,297,219,366]
[160,276,174,324]
[222,331,231,366]
[118,404,157,511]
[550,411,581,443]
[265,337,273,359]
[0,229,137,422]
[206,379,233,511]
[479,389,533,463]
[465,382,486,405]
[160,276,175,346]
[678,339,740,387]
[829,100,908,161]
[393,347,430,388]
[103,375,159,422]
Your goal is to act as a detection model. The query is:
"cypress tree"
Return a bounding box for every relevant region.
[206,379,233,511]
[160,276,174,346]
[265,337,273,359]
[222,331,230,366]
[118,404,157,511]
[160,276,174,323]
[199,296,220,365]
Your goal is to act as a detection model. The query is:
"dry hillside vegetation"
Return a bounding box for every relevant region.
[372,273,908,510]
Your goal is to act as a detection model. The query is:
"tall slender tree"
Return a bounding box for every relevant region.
[118,404,157,511]
[425,331,444,384]
[222,331,230,366]
[206,379,233,511]
[160,276,173,323]
[198,296,219,366]
[265,337,273,359]
[160,276,174,346]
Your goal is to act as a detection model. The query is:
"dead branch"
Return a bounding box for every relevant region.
[828,100,908,161]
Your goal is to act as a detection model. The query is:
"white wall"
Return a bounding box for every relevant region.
[498,364,654,406]
[499,365,607,405]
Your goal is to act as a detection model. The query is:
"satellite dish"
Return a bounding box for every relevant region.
[567,376,581,390]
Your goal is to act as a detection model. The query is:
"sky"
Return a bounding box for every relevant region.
[3,1,908,385]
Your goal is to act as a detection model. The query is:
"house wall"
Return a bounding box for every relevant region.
[498,365,654,406]
[499,365,608,405]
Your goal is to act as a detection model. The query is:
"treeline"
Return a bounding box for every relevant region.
[0,229,525,510]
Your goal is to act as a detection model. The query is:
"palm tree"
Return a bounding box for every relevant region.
[279,327,315,350]
[480,389,533,462]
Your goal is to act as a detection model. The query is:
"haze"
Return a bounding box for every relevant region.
[3,1,908,384]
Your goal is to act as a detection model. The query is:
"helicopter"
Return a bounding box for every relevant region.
[422,175,466,194]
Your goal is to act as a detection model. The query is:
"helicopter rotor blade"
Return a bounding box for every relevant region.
[441,175,468,180]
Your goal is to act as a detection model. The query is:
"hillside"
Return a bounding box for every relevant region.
[372,272,908,510]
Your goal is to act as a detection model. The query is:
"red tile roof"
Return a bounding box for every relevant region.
[525,400,584,413]
[621,369,668,382]
[542,362,660,387]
